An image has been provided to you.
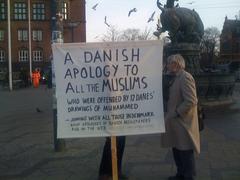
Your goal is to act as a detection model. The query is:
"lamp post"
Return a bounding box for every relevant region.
[52,0,66,152]
[7,0,12,91]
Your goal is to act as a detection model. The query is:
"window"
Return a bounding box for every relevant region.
[14,3,27,20]
[61,1,68,20]
[33,49,43,62]
[0,49,5,62]
[32,30,42,41]
[0,2,6,20]
[18,29,28,41]
[0,30,4,41]
[32,3,45,20]
[19,49,28,62]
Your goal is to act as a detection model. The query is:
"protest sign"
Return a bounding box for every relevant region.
[52,40,165,138]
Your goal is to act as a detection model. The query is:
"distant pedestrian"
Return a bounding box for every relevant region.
[161,54,200,180]
[4,71,9,87]
[47,68,52,89]
[32,69,41,88]
[19,69,29,87]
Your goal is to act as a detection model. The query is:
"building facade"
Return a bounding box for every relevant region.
[0,0,86,79]
[220,17,240,63]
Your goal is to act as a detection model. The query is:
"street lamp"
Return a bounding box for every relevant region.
[52,11,64,43]
[51,0,66,152]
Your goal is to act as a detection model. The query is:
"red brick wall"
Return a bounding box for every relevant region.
[63,0,86,43]
[0,0,86,71]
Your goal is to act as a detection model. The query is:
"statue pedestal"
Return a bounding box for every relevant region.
[165,43,201,75]
[194,73,235,106]
[164,43,236,106]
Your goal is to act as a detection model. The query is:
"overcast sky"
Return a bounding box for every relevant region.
[85,0,240,42]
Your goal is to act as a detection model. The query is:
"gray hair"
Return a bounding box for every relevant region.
[167,54,185,69]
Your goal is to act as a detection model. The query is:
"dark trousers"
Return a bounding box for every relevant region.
[172,148,196,178]
[99,136,126,176]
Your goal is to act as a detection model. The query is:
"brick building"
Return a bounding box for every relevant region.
[220,17,240,64]
[0,0,86,79]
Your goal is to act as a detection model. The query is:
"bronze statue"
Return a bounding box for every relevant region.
[155,0,204,44]
[165,0,178,8]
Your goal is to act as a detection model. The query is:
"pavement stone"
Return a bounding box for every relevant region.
[0,84,240,180]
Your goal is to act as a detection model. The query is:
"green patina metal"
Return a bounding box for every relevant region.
[157,0,236,104]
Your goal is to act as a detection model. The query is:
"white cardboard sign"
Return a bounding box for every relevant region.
[52,40,165,138]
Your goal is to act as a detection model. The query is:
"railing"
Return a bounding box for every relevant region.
[194,73,235,100]
[162,73,236,107]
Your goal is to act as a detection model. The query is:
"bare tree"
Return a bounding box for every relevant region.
[137,28,154,40]
[200,27,220,66]
[120,28,141,41]
[101,26,121,42]
[101,27,154,42]
[120,28,154,41]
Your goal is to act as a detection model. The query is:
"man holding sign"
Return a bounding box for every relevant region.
[52,40,165,179]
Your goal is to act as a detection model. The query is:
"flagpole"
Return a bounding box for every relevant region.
[7,0,12,91]
[28,0,32,82]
